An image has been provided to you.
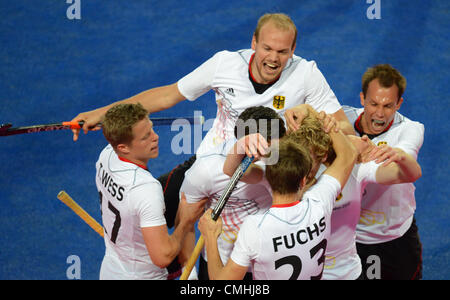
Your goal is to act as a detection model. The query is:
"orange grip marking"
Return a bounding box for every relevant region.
[62,121,82,129]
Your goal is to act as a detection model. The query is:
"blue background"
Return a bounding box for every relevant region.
[0,0,448,279]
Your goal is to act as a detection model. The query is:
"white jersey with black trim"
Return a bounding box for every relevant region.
[230,174,340,280]
[180,138,272,265]
[343,106,424,244]
[321,162,379,280]
[96,145,168,280]
[178,49,342,155]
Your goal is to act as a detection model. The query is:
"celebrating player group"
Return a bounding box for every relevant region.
[71,13,424,280]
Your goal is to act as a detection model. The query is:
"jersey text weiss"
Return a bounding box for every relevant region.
[96,145,168,280]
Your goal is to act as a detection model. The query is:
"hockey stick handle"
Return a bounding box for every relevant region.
[179,155,254,280]
[0,116,204,137]
[179,235,205,280]
[69,116,204,128]
[211,155,254,220]
[57,190,104,238]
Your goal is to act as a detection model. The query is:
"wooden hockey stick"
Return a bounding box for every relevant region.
[57,190,104,238]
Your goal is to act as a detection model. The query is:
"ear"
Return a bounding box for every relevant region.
[299,176,307,190]
[251,35,257,50]
[116,143,130,155]
[291,42,297,57]
[396,97,404,110]
[359,92,365,106]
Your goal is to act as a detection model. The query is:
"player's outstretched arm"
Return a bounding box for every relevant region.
[370,146,422,185]
[323,112,358,188]
[71,82,186,141]
[285,104,354,135]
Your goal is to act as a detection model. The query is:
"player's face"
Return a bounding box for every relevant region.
[251,21,296,84]
[129,118,159,163]
[360,79,403,135]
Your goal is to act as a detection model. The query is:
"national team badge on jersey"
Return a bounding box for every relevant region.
[377,141,387,146]
[359,209,386,226]
[273,96,285,109]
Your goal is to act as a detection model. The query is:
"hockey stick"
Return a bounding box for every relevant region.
[57,190,104,238]
[0,115,204,137]
[179,155,254,280]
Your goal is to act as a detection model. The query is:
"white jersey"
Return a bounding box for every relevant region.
[230,175,340,280]
[321,162,379,280]
[180,138,273,264]
[343,106,424,244]
[96,145,168,280]
[178,49,342,155]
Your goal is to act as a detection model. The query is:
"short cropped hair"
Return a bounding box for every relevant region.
[102,103,149,147]
[254,13,297,49]
[234,106,286,142]
[362,64,406,101]
[265,138,312,194]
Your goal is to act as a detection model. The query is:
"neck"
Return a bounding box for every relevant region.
[355,112,368,134]
[272,192,299,206]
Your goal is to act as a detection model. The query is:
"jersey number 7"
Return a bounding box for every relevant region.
[99,192,122,244]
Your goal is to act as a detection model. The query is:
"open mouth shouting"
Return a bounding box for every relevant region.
[372,119,386,130]
[263,61,280,74]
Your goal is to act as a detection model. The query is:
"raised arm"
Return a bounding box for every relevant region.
[323,113,358,188]
[331,108,356,136]
[223,133,268,184]
[71,82,185,141]
[285,104,355,135]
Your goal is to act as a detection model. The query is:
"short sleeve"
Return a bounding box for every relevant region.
[393,121,424,160]
[230,217,260,267]
[303,174,341,216]
[304,61,342,114]
[180,159,213,203]
[177,51,224,101]
[130,182,167,228]
[353,161,380,185]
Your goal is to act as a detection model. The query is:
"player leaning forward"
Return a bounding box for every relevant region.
[344,64,424,279]
[71,13,355,231]
[96,103,205,280]
[198,117,358,280]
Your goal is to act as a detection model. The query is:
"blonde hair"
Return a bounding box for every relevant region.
[254,13,297,49]
[102,103,149,147]
[286,115,332,163]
